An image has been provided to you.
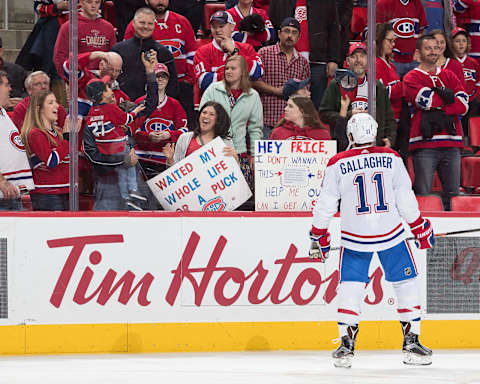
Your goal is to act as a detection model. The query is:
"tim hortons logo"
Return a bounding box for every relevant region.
[47,232,384,308]
[450,247,480,285]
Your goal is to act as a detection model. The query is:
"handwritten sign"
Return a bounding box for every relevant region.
[147,137,252,211]
[254,140,336,211]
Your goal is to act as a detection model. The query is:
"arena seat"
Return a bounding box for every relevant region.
[469,116,480,149]
[461,156,480,189]
[416,195,444,211]
[203,3,225,36]
[103,1,116,29]
[350,6,367,40]
[450,195,480,212]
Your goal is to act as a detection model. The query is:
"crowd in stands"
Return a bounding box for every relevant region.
[0,0,479,212]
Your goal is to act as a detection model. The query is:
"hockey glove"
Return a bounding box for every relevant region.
[309,229,331,262]
[239,14,265,33]
[409,216,435,250]
[432,86,455,105]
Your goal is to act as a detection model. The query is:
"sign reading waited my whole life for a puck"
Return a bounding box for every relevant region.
[147,137,252,211]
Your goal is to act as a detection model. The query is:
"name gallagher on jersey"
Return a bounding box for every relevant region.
[339,155,393,175]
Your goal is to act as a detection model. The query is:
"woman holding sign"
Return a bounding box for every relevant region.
[199,55,263,190]
[163,101,238,165]
[270,96,330,140]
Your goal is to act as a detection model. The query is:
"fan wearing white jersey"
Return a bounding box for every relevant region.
[309,113,434,368]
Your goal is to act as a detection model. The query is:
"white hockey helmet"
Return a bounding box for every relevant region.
[346,113,378,149]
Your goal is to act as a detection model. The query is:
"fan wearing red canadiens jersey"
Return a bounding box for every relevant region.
[403,35,468,210]
[453,0,480,65]
[227,0,276,51]
[450,27,480,139]
[309,113,434,368]
[193,10,264,91]
[134,63,188,177]
[376,0,427,79]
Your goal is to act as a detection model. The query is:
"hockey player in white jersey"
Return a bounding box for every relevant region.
[309,113,434,368]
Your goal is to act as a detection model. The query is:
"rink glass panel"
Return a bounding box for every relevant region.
[0,238,7,318]
[427,237,480,313]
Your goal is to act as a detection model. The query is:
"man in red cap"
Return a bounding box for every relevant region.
[319,42,396,152]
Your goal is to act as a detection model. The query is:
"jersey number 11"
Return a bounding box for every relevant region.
[354,172,389,214]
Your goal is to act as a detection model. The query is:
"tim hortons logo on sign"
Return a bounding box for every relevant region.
[47,232,384,308]
[47,235,154,308]
[450,247,480,285]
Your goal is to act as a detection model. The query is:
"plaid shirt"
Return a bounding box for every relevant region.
[258,43,310,127]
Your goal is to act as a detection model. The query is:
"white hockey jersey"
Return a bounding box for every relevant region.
[312,146,420,252]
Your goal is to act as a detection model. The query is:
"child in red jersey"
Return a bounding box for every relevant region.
[85,76,147,210]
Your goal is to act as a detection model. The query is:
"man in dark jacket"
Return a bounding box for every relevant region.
[268,0,341,108]
[111,7,178,102]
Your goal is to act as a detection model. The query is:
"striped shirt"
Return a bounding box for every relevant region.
[258,43,310,127]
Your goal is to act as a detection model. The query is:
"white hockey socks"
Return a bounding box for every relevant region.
[392,277,421,334]
[337,281,365,337]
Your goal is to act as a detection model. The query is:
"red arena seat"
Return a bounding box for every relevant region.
[461,156,480,189]
[416,195,444,211]
[469,116,480,148]
[103,1,116,29]
[350,6,367,40]
[203,3,225,35]
[450,195,480,212]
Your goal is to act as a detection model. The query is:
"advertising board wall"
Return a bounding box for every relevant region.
[0,212,479,354]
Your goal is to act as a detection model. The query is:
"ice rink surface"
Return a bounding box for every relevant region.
[0,350,479,384]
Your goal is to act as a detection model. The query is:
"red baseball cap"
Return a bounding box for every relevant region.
[154,63,170,77]
[452,27,468,38]
[347,42,367,57]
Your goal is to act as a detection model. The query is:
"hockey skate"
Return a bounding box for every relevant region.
[332,325,358,368]
[401,322,432,365]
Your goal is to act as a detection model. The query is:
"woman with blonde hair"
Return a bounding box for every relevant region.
[200,54,263,190]
[270,96,330,140]
[21,90,70,210]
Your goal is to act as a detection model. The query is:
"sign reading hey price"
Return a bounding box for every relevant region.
[147,137,252,211]
[254,140,336,211]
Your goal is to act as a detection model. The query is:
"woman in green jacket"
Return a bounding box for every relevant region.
[200,55,263,190]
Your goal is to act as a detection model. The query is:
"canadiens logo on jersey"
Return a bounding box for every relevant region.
[392,18,416,38]
[464,68,477,82]
[9,130,25,151]
[144,117,174,132]
[159,39,184,59]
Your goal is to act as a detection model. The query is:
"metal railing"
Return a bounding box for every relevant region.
[3,0,8,30]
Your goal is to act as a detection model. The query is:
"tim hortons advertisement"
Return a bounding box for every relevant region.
[147,137,252,211]
[254,140,336,211]
[2,215,480,325]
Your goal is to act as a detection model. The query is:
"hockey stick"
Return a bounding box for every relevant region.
[324,227,480,253]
